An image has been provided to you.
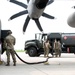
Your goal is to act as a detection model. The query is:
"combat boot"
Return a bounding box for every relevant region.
[6,63,10,66]
[13,62,16,66]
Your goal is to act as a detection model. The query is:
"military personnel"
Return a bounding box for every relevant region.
[4,30,16,66]
[43,39,51,57]
[57,40,61,57]
[53,39,61,57]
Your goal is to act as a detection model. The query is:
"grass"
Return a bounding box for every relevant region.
[15,50,25,52]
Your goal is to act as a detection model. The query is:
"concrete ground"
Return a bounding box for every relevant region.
[0,52,75,75]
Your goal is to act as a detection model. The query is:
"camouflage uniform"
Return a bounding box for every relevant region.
[43,40,51,57]
[57,41,61,57]
[53,39,61,57]
[4,31,16,66]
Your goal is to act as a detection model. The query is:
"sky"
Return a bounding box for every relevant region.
[0,0,75,50]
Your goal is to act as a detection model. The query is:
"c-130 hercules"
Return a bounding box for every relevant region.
[8,0,56,33]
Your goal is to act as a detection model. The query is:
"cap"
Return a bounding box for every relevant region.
[7,30,12,34]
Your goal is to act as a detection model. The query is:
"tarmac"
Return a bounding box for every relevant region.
[0,52,75,75]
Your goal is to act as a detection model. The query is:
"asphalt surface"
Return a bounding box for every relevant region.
[0,52,75,75]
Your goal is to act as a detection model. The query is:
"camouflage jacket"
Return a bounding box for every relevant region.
[4,34,16,49]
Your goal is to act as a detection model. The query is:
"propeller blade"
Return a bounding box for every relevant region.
[34,19,43,32]
[47,0,54,5]
[8,10,28,20]
[42,12,55,19]
[23,16,30,32]
[27,0,30,3]
[8,0,27,9]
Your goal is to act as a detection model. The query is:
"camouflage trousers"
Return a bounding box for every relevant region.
[54,49,61,57]
[44,48,50,57]
[6,49,16,64]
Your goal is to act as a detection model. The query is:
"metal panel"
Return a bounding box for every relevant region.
[62,33,75,46]
[48,33,61,40]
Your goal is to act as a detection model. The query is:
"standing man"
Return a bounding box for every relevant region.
[57,40,61,57]
[43,39,51,57]
[4,30,16,66]
[53,39,61,57]
[53,39,58,57]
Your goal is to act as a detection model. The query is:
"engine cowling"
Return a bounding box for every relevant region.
[67,12,75,27]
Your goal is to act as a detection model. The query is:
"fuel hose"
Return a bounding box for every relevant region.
[14,51,50,65]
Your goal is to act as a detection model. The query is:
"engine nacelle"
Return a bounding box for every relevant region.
[67,12,75,28]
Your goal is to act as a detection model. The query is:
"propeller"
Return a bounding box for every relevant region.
[8,10,28,20]
[7,0,27,9]
[27,0,30,3]
[23,15,30,32]
[47,0,54,5]
[42,12,55,19]
[34,19,43,32]
[8,0,55,33]
[23,16,43,33]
